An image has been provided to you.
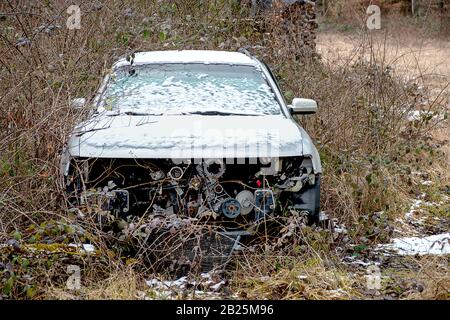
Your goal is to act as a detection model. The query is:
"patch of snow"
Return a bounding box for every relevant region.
[210,281,226,292]
[332,218,347,234]
[343,256,381,267]
[69,115,304,159]
[377,233,450,256]
[326,288,351,298]
[403,192,446,222]
[334,226,347,234]
[407,110,446,122]
[146,276,188,289]
[395,190,447,237]
[82,244,95,252]
[103,63,281,116]
[404,196,436,220]
[113,51,258,68]
[68,243,96,253]
[393,218,422,236]
[407,110,432,122]
[405,199,424,219]
[319,211,329,221]
[145,272,225,299]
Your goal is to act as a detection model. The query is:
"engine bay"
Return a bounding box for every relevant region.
[65,157,316,230]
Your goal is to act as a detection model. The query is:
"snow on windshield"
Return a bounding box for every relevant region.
[101,64,282,115]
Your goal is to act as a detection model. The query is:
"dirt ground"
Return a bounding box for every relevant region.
[318,29,450,170]
[317,31,450,96]
[314,30,449,300]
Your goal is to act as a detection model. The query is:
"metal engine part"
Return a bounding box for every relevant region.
[235,190,255,215]
[168,166,184,180]
[221,198,242,219]
[150,170,165,180]
[214,184,224,194]
[111,190,130,214]
[197,205,219,219]
[69,156,315,225]
[203,158,225,178]
[189,176,202,190]
[212,198,225,213]
[254,189,275,220]
[187,200,200,216]
[80,189,129,217]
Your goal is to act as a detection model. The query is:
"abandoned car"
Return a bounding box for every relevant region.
[61,50,322,233]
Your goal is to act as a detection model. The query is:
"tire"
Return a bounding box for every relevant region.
[290,174,321,225]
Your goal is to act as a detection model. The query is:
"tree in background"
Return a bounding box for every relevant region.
[411,0,418,16]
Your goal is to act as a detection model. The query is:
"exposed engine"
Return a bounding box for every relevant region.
[65,157,317,230]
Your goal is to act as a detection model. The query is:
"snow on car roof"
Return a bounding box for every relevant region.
[113,50,258,68]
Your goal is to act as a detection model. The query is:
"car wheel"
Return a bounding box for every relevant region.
[290,174,321,225]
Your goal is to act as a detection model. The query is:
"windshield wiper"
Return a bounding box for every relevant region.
[183,111,263,116]
[107,111,163,116]
[106,110,264,117]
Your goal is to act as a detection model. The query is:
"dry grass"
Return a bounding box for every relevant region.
[0,0,448,300]
[46,266,143,300]
[380,255,449,300]
[320,0,450,36]
[231,256,362,300]
[317,31,450,95]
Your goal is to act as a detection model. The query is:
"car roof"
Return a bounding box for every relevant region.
[113,50,259,69]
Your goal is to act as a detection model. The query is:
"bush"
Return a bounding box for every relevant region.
[0,0,447,299]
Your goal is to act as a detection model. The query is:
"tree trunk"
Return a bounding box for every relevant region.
[411,0,418,16]
[438,0,444,12]
[438,0,448,33]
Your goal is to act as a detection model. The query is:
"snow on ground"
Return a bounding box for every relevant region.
[343,255,380,267]
[333,222,347,234]
[404,193,432,220]
[377,233,450,256]
[145,272,226,299]
[386,178,449,255]
[68,243,96,253]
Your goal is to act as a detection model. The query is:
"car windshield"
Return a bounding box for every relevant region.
[101,63,282,116]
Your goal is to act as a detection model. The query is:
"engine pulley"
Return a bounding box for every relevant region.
[236,190,255,215]
[221,198,241,219]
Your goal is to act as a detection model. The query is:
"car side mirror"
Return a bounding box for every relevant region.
[289,98,318,115]
[71,98,86,109]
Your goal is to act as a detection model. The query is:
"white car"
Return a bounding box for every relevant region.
[61,50,322,231]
